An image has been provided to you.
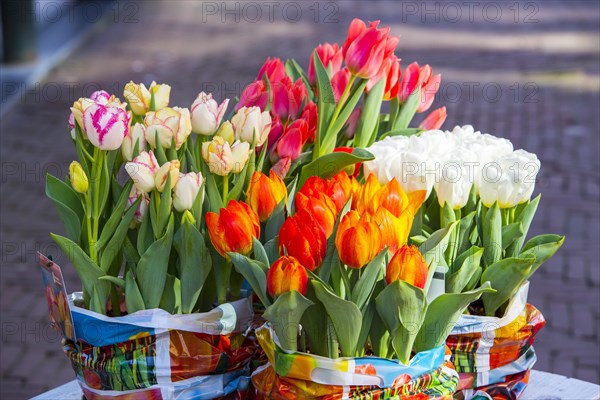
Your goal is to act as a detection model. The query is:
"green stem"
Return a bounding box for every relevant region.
[509,207,516,224]
[327,75,357,133]
[222,175,229,202]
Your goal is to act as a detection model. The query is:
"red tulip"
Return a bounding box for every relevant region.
[270,119,308,163]
[299,171,352,213]
[257,57,286,83]
[308,42,344,86]
[271,77,306,121]
[386,244,428,289]
[331,68,352,103]
[236,80,268,111]
[206,200,260,258]
[333,147,361,177]
[267,256,308,297]
[342,19,397,80]
[279,209,327,271]
[295,192,337,238]
[419,106,447,130]
[398,62,441,113]
[300,101,318,143]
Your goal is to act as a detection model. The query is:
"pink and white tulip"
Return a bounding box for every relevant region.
[122,123,146,161]
[231,106,272,147]
[125,151,159,193]
[154,160,181,192]
[191,92,229,136]
[83,103,130,150]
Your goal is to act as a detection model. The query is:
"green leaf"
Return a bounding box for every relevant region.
[520,234,565,275]
[154,132,168,165]
[136,215,174,309]
[320,198,352,282]
[264,236,279,265]
[354,79,385,148]
[174,219,212,313]
[414,282,494,352]
[379,128,421,139]
[440,202,456,228]
[506,195,540,257]
[203,161,224,212]
[50,234,110,313]
[100,197,140,273]
[446,246,484,293]
[483,202,502,267]
[263,290,313,352]
[227,160,249,202]
[313,49,336,149]
[351,249,386,310]
[419,222,457,294]
[375,280,426,364]
[156,173,172,235]
[289,58,314,99]
[502,222,524,251]
[159,274,180,314]
[481,255,536,316]
[456,211,476,255]
[136,210,154,256]
[252,237,271,270]
[265,200,286,242]
[312,280,362,357]
[230,252,271,307]
[97,181,133,250]
[98,275,125,287]
[299,284,329,357]
[46,174,83,243]
[97,151,112,218]
[298,148,374,189]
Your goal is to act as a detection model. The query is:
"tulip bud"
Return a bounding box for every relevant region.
[144,107,191,150]
[308,43,343,86]
[246,171,287,222]
[206,200,260,258]
[215,121,235,144]
[69,161,88,194]
[173,172,204,212]
[125,151,159,193]
[122,123,146,161]
[419,107,447,131]
[83,103,130,150]
[267,256,308,297]
[231,106,272,147]
[123,81,151,116]
[335,210,382,269]
[230,141,251,174]
[257,57,286,83]
[68,112,76,140]
[149,81,171,111]
[127,186,150,227]
[191,92,229,136]
[155,160,181,192]
[386,244,428,289]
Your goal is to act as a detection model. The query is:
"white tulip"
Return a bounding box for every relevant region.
[231,106,271,146]
[190,92,229,136]
[125,151,159,193]
[434,148,477,209]
[173,172,204,212]
[479,150,540,208]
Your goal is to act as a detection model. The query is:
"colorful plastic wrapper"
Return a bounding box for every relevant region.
[251,323,459,399]
[39,254,256,399]
[446,283,546,399]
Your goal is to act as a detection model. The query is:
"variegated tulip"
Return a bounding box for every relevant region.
[231,106,272,147]
[173,172,204,212]
[190,92,229,136]
[144,107,191,150]
[295,192,337,238]
[205,200,260,258]
[230,141,251,173]
[335,210,382,269]
[267,256,308,297]
[202,136,250,176]
[246,171,287,222]
[125,151,159,193]
[386,244,428,289]
[70,90,112,132]
[123,81,171,115]
[122,123,146,161]
[69,161,88,194]
[83,103,130,150]
[154,160,181,192]
[215,120,235,144]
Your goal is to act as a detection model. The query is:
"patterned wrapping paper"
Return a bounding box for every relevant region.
[446,283,546,399]
[251,323,459,399]
[39,254,256,400]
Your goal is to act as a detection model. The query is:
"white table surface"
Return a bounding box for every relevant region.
[32,370,599,399]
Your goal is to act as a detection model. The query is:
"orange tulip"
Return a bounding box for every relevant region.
[386,244,428,289]
[295,192,337,238]
[335,210,382,269]
[299,171,352,213]
[205,200,260,258]
[374,207,411,253]
[278,209,327,271]
[246,171,287,222]
[267,256,309,297]
[358,175,426,219]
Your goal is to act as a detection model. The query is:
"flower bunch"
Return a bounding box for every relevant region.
[231,171,493,363]
[365,125,565,316]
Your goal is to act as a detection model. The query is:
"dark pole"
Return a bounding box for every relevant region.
[1,0,38,63]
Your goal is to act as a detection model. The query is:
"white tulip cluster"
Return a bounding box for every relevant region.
[364,125,540,209]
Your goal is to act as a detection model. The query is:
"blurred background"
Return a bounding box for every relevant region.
[1,0,598,397]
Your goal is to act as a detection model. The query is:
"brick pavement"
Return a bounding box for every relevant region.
[1,1,598,397]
